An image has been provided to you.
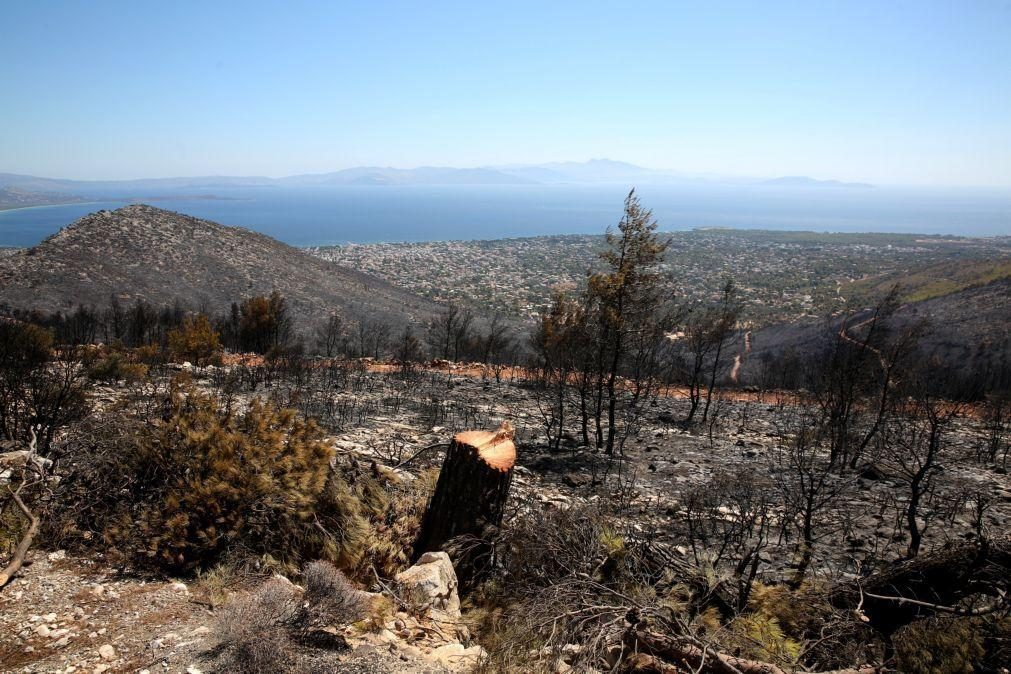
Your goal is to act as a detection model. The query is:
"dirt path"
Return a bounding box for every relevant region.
[729,330,751,384]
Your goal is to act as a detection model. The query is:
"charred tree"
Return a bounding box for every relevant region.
[830,538,1011,635]
[414,422,516,563]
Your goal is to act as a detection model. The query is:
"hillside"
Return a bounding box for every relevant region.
[843,256,1011,304]
[0,204,440,329]
[741,276,1011,385]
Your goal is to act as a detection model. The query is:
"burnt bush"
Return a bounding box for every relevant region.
[48,382,431,578]
[299,560,368,628]
[0,321,91,453]
[213,577,301,674]
[213,561,375,674]
[50,385,342,572]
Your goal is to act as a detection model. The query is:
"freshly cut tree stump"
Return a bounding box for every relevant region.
[413,422,516,562]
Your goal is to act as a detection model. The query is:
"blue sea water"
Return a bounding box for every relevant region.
[0,183,1009,248]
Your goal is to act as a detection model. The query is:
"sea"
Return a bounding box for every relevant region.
[1,183,1010,248]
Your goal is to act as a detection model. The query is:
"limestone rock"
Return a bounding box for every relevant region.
[428,643,487,671]
[393,551,461,620]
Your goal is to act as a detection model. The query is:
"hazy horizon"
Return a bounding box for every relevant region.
[2,2,1009,188]
[4,159,1011,192]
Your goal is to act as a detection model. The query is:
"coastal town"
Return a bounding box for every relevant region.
[313,229,1011,326]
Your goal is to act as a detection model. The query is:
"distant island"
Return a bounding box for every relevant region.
[761,175,874,189]
[0,186,89,211]
[0,184,244,212]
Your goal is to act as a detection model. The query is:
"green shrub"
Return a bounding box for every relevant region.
[723,613,801,665]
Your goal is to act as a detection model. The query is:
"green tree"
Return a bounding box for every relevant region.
[586,190,672,455]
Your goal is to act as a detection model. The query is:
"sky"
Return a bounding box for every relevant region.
[1,1,1010,187]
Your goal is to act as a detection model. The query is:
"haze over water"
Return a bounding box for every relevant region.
[2,183,1010,249]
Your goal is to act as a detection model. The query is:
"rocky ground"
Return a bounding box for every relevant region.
[0,549,484,673]
[1,552,210,673]
[2,362,1009,673]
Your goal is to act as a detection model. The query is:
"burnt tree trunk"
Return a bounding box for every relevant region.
[413,422,516,563]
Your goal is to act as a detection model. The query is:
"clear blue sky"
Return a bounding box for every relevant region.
[2,1,1009,186]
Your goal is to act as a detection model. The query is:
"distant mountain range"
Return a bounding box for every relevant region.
[0,161,874,208]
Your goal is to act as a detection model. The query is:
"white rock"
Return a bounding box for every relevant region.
[35,624,51,637]
[428,643,487,671]
[168,581,188,594]
[376,628,399,645]
[98,643,116,660]
[394,551,461,620]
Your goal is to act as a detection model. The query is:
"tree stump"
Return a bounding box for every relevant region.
[413,422,516,563]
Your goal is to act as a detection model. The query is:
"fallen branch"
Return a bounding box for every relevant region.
[624,627,878,674]
[0,486,40,588]
[830,538,1011,633]
[394,442,448,470]
[0,427,44,590]
[859,589,1007,617]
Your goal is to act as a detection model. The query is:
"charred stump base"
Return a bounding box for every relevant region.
[413,422,516,582]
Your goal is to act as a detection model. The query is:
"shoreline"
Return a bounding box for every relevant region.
[0,199,101,213]
[0,193,244,214]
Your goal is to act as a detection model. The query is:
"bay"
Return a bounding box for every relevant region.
[0,183,1009,248]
